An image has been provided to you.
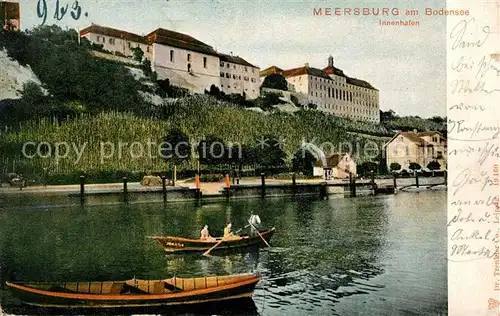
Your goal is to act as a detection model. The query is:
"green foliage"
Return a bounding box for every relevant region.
[253,135,287,172]
[390,162,401,172]
[409,162,421,171]
[291,150,316,176]
[156,79,189,98]
[161,129,191,165]
[357,161,379,176]
[261,74,288,91]
[131,47,144,62]
[0,25,146,123]
[426,160,441,170]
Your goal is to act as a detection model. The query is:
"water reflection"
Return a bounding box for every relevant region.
[0,193,447,315]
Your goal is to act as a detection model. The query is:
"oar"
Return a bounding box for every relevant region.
[234,224,250,235]
[248,220,271,247]
[203,239,224,256]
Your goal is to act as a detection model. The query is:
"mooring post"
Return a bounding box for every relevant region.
[415,171,419,188]
[393,172,397,190]
[195,174,201,200]
[161,176,167,203]
[80,175,85,205]
[123,177,128,202]
[351,174,356,197]
[261,173,266,198]
[173,165,177,186]
[444,170,447,185]
[371,170,377,195]
[292,173,297,195]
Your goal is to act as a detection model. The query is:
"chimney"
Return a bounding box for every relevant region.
[328,55,334,67]
[304,62,309,67]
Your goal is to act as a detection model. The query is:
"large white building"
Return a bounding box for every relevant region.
[219,53,260,99]
[80,24,260,99]
[260,56,380,123]
[145,28,221,94]
[80,24,152,60]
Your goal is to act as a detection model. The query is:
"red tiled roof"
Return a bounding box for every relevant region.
[219,53,258,68]
[259,66,283,77]
[80,24,147,44]
[281,66,332,80]
[324,65,377,90]
[146,28,218,56]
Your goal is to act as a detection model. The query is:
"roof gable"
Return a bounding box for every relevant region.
[80,24,147,44]
[146,28,218,56]
[219,53,258,68]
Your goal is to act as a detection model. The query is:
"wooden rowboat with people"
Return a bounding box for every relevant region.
[148,227,275,254]
[5,274,260,309]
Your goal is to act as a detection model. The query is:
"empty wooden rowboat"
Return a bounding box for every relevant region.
[5,274,260,309]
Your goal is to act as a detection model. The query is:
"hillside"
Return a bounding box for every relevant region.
[0,26,444,184]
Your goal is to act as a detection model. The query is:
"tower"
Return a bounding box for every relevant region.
[0,0,20,31]
[328,55,334,68]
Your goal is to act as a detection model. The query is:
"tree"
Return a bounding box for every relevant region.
[253,135,287,174]
[261,74,288,91]
[427,160,441,176]
[131,47,144,62]
[307,103,318,110]
[291,150,316,176]
[389,162,401,173]
[357,161,379,177]
[197,135,229,166]
[161,129,191,165]
[409,162,422,172]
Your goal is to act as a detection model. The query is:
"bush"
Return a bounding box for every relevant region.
[261,74,288,91]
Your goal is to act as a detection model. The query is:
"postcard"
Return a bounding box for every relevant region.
[0,0,497,315]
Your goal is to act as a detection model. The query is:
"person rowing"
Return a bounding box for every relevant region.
[249,211,261,237]
[223,222,239,240]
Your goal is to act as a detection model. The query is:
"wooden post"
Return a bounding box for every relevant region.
[80,175,85,205]
[320,182,327,199]
[292,173,297,196]
[351,174,356,197]
[444,170,447,184]
[225,174,230,188]
[393,172,397,190]
[261,173,265,198]
[415,171,419,188]
[371,171,377,195]
[173,165,177,186]
[162,176,167,203]
[123,177,128,202]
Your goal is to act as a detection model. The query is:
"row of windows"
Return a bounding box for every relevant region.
[220,62,255,73]
[170,51,208,69]
[220,85,256,93]
[310,87,377,108]
[95,36,150,52]
[220,72,257,82]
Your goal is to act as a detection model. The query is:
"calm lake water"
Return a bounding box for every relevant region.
[0,191,447,316]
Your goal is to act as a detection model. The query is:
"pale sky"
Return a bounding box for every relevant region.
[18,0,447,117]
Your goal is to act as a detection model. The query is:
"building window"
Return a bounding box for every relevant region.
[406,147,410,155]
[226,73,230,78]
[220,61,224,67]
[170,50,174,62]
[203,57,207,68]
[227,64,230,68]
[233,65,236,69]
[220,72,224,77]
[127,42,131,48]
[146,46,150,52]
[251,78,256,83]
[187,53,191,62]
[245,67,248,72]
[97,36,101,42]
[187,63,192,73]
[244,76,249,81]
[109,38,115,45]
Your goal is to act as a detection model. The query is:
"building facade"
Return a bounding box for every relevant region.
[313,153,357,179]
[384,131,447,172]
[219,53,260,99]
[0,0,20,31]
[80,24,260,98]
[260,56,380,123]
[80,24,152,60]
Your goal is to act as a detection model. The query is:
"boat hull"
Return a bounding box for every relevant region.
[150,228,275,254]
[6,275,260,309]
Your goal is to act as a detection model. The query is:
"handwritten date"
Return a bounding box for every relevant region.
[37,0,87,26]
